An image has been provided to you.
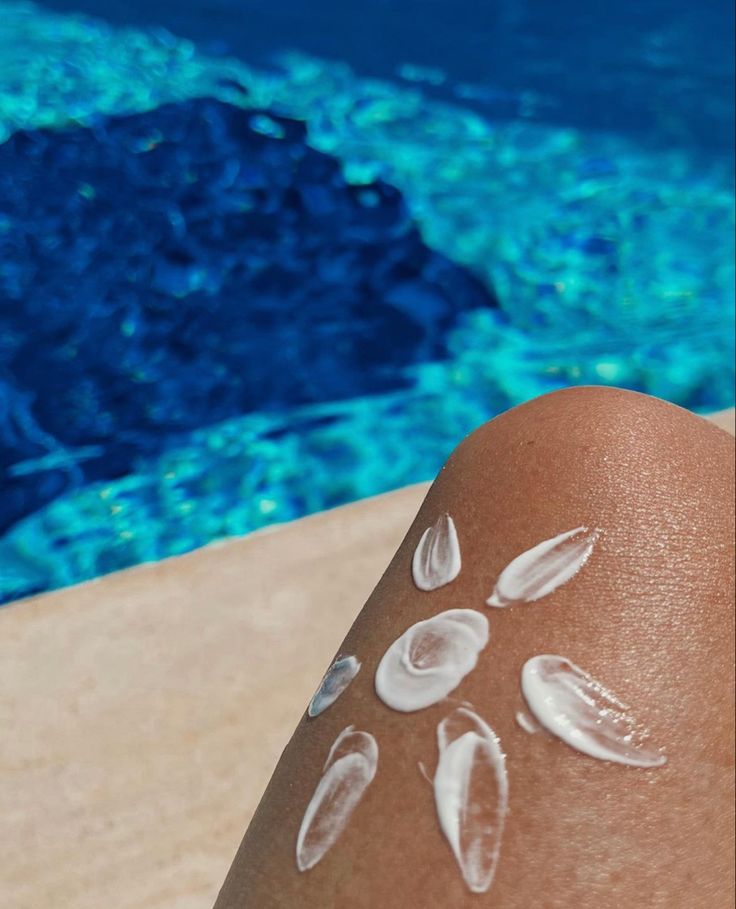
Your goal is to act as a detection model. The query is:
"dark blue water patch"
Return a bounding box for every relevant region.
[0,97,497,533]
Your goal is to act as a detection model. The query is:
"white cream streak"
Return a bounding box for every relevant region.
[486,526,598,607]
[308,656,361,718]
[374,609,489,712]
[412,513,462,591]
[515,710,541,734]
[434,707,508,894]
[521,655,667,768]
[296,726,378,871]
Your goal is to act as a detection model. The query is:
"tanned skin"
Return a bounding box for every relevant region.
[215,387,735,909]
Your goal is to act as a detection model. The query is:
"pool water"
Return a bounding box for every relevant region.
[0,0,733,602]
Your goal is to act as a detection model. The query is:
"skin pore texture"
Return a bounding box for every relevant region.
[214,387,735,909]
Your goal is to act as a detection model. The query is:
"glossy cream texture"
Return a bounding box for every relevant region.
[521,655,667,768]
[486,526,598,607]
[375,610,489,712]
[412,513,461,591]
[296,726,378,871]
[434,708,508,894]
[308,656,361,718]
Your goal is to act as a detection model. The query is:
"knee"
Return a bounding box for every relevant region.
[429,387,733,605]
[447,385,733,504]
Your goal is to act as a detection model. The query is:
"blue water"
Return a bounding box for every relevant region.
[34,0,736,154]
[0,0,733,602]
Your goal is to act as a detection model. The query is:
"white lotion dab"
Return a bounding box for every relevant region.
[515,710,540,734]
[412,513,461,591]
[296,726,378,871]
[308,656,361,718]
[521,655,667,768]
[375,609,489,712]
[434,707,508,894]
[486,526,598,607]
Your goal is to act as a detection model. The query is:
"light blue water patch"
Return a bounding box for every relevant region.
[0,310,727,602]
[0,380,496,599]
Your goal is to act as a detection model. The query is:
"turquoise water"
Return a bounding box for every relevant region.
[0,1,733,602]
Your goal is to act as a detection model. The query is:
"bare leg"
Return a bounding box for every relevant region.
[214,387,735,909]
